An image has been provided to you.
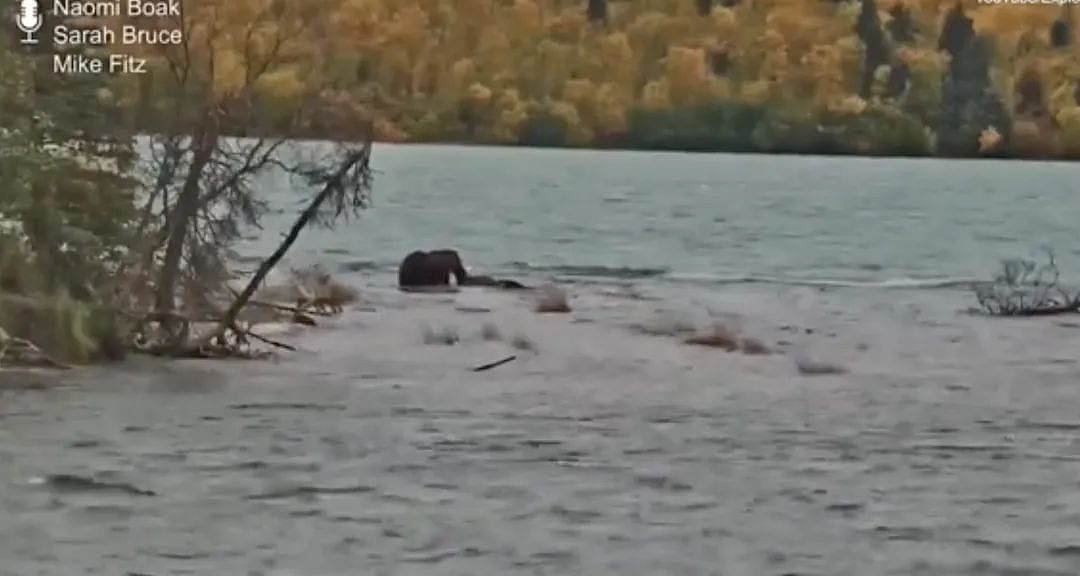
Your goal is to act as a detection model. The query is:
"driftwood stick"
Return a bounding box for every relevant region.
[471,355,517,372]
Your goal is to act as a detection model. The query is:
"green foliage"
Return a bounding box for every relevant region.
[624,102,765,151]
[751,110,847,156]
[0,27,140,363]
[517,108,572,147]
[831,106,932,156]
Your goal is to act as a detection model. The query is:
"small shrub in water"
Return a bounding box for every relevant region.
[973,250,1080,316]
[422,325,460,346]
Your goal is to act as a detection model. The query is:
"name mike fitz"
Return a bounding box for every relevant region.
[53,51,146,75]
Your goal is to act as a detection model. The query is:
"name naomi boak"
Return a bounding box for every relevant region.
[52,0,181,17]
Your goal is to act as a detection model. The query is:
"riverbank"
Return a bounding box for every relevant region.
[6,269,1080,575]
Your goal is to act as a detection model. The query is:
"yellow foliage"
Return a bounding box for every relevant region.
[1058,106,1080,157]
[642,79,671,109]
[741,80,772,106]
[548,8,588,44]
[212,48,247,97]
[492,89,529,142]
[978,125,1002,154]
[599,33,637,94]
[256,67,307,100]
[548,100,592,145]
[593,83,630,136]
[829,95,868,116]
[710,7,737,37]
[476,27,513,80]
[563,78,596,108]
[704,76,732,100]
[464,82,493,105]
[132,0,1080,155]
[374,116,409,142]
[665,46,708,105]
[450,59,478,95]
[510,0,542,38]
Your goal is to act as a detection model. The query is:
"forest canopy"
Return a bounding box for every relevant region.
[109,0,1074,158]
[11,0,1073,158]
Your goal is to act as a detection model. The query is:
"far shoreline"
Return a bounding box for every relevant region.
[140,131,1077,165]
[368,139,1080,165]
[128,129,1080,165]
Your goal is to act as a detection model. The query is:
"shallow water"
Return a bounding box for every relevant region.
[3,145,1080,575]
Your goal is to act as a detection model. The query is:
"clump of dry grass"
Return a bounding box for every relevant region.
[683,323,740,351]
[738,336,771,356]
[794,357,848,376]
[683,323,772,355]
[534,284,571,314]
[422,324,460,346]
[632,314,697,337]
[510,333,537,352]
[480,322,503,341]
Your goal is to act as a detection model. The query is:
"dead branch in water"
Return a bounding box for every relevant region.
[973,251,1080,317]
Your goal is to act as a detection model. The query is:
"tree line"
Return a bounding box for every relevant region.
[257,0,1077,158]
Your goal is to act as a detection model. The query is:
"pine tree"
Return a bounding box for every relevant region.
[855,0,887,98]
[936,7,1009,156]
[587,0,607,23]
[886,3,916,44]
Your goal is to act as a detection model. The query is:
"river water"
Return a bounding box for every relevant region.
[2,145,1080,575]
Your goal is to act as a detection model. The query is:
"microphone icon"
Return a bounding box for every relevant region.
[15,0,43,45]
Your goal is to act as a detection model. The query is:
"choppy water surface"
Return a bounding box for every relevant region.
[3,145,1080,575]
